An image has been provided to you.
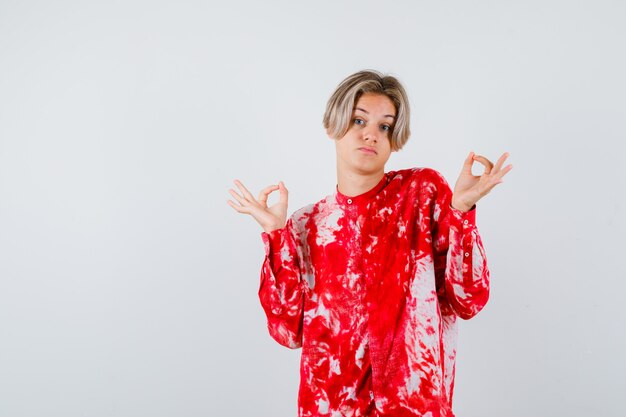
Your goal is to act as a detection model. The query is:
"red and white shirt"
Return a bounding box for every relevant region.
[259,167,490,417]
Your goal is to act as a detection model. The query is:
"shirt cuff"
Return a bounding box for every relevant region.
[449,203,477,231]
[448,204,477,284]
[261,225,291,256]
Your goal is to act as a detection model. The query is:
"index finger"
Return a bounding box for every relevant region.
[472,155,495,174]
[258,184,279,204]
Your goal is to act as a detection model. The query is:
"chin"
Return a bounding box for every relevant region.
[353,165,384,175]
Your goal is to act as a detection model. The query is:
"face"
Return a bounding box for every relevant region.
[331,92,396,177]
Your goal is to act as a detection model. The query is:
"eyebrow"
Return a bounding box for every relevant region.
[355,107,396,119]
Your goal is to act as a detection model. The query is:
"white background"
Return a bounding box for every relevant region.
[1,1,624,416]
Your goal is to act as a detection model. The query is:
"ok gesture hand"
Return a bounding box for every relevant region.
[227,179,289,233]
[451,152,513,212]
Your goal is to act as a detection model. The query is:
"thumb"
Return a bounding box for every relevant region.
[461,151,475,174]
[278,181,289,205]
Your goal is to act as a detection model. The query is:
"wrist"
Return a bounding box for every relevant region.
[263,222,285,233]
[451,198,472,212]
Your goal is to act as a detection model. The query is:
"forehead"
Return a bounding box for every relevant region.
[354,93,396,115]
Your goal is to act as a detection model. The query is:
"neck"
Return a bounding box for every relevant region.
[336,167,385,197]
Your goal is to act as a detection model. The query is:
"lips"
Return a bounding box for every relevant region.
[359,147,377,155]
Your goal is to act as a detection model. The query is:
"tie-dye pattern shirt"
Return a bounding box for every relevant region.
[258,167,490,417]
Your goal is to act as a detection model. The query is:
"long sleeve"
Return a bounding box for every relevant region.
[258,216,307,349]
[430,170,490,320]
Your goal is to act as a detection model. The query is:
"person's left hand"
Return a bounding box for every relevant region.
[451,151,513,212]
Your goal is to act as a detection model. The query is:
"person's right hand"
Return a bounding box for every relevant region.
[227,179,289,233]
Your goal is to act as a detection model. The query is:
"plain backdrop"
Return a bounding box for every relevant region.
[1,1,625,416]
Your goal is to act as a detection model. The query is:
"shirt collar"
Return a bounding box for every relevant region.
[334,172,391,207]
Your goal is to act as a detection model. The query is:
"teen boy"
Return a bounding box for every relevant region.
[227,70,512,417]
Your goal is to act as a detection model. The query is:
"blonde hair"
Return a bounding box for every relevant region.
[322,69,411,151]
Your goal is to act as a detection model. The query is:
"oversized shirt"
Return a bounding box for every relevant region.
[258,167,490,417]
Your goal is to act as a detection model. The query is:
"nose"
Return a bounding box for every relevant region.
[362,125,379,143]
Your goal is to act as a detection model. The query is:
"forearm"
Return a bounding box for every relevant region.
[443,206,490,319]
[258,224,306,348]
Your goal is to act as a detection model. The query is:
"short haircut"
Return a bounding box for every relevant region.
[323,69,411,151]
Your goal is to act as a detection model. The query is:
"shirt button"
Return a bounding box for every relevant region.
[464,252,470,257]
[347,199,352,204]
[463,219,468,225]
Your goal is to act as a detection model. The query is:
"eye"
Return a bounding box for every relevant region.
[353,118,365,126]
[381,124,391,132]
